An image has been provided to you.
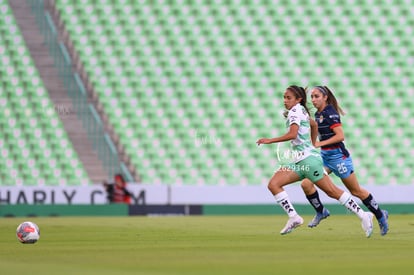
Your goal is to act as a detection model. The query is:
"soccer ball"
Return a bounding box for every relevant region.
[16,221,40,244]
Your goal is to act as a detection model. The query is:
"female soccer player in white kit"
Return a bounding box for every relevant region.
[257,85,374,237]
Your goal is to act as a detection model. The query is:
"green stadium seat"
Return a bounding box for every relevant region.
[50,0,414,186]
[0,3,91,186]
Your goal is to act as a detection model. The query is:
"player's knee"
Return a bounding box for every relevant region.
[267,180,275,192]
[301,179,313,193]
[268,178,281,194]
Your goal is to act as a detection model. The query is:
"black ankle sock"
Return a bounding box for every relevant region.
[362,194,383,219]
[306,191,324,213]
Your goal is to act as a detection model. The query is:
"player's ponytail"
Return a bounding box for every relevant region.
[287,85,311,116]
[316,86,345,115]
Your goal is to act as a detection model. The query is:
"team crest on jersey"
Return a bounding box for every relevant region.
[319,115,324,123]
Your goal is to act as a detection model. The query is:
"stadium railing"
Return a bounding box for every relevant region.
[27,0,134,182]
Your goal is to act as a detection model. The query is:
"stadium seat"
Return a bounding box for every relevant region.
[52,1,414,186]
[0,2,90,186]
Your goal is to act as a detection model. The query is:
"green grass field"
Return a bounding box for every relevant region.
[1,215,413,275]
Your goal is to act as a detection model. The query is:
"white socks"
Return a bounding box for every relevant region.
[274,191,298,218]
[338,192,364,219]
[275,191,365,220]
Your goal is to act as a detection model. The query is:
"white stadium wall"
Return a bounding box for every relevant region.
[1,184,413,205]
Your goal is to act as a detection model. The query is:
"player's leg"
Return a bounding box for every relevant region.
[327,153,371,201]
[341,173,389,235]
[268,167,304,234]
[314,175,374,238]
[335,154,389,236]
[302,156,373,237]
[301,170,330,227]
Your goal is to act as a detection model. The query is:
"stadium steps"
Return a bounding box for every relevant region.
[44,0,140,182]
[9,0,107,183]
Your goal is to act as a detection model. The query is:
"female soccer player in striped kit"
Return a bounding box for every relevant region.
[257,85,374,237]
[301,86,389,236]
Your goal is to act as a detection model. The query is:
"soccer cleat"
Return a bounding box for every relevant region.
[280,215,304,235]
[308,208,330,228]
[361,212,374,238]
[378,210,389,236]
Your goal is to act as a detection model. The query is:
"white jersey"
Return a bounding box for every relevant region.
[285,103,320,163]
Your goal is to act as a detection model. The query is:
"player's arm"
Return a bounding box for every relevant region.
[315,125,345,147]
[309,118,318,146]
[256,124,299,145]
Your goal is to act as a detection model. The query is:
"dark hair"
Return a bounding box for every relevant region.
[114,173,126,183]
[315,86,345,115]
[287,85,311,116]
